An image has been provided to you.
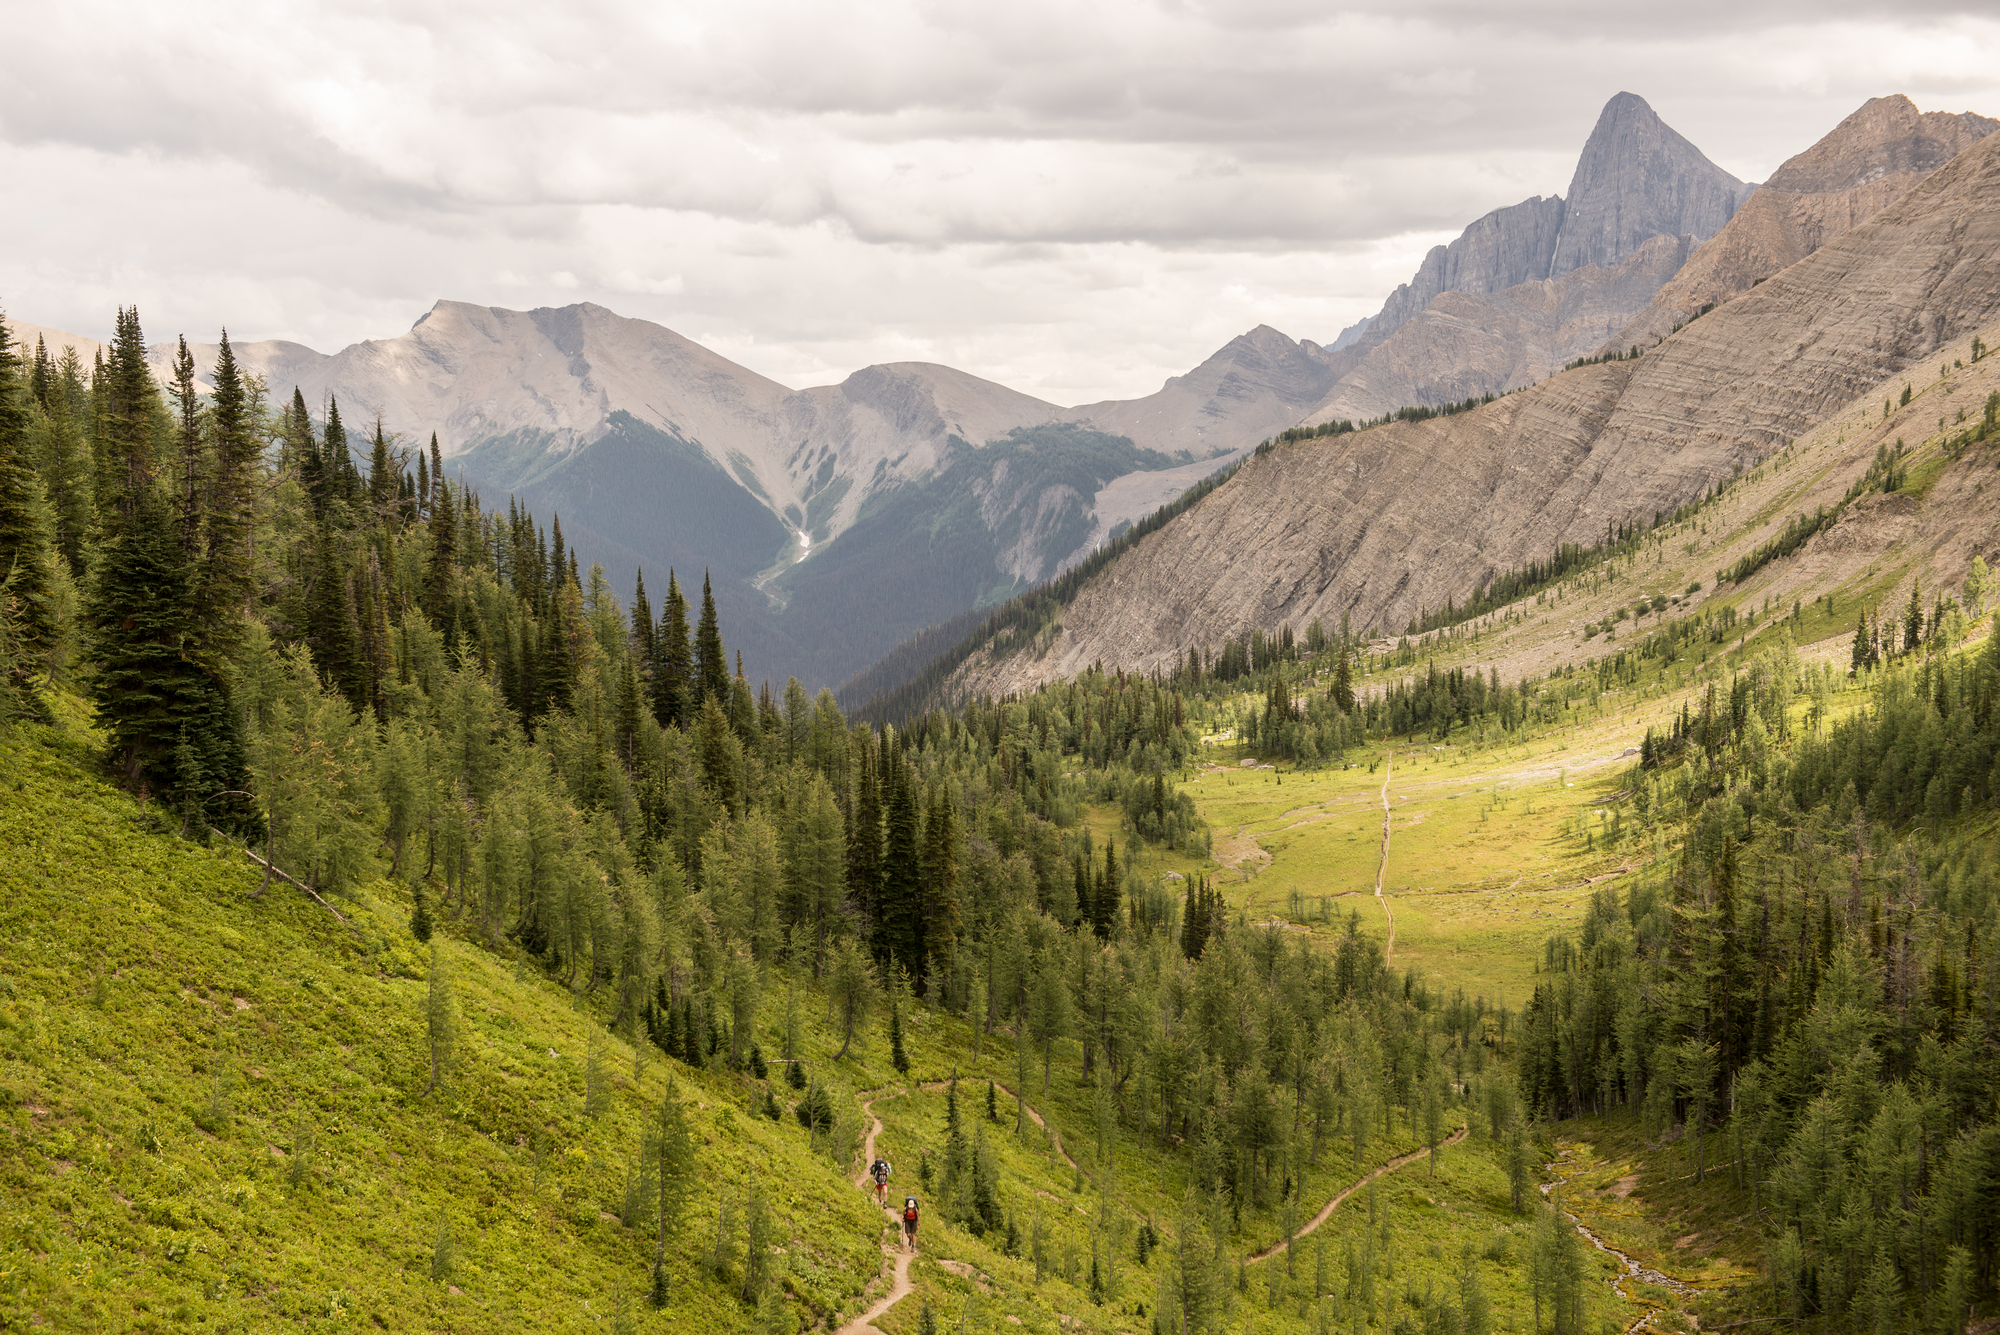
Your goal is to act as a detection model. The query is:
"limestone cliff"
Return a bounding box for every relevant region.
[1305,93,1748,421]
[950,126,2000,698]
[1616,96,1997,347]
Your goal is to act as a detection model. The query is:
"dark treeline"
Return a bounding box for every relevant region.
[1517,630,2000,1328]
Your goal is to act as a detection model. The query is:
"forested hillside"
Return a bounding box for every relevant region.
[0,307,1562,1335]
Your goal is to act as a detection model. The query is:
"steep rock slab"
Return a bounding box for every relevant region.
[1309,93,1748,419]
[950,128,2000,697]
[1306,235,1695,423]
[1616,96,1997,347]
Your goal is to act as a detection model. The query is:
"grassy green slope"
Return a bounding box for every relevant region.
[0,700,1634,1335]
[0,701,874,1333]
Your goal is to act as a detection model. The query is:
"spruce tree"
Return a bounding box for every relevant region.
[849,740,884,928]
[880,740,923,981]
[36,345,93,573]
[366,417,394,514]
[654,569,692,728]
[1092,835,1120,939]
[423,477,457,620]
[0,313,55,669]
[694,571,728,706]
[98,307,159,530]
[166,336,205,559]
[922,785,960,980]
[306,526,366,706]
[203,333,258,648]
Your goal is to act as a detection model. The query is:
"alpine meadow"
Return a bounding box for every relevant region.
[7,50,2000,1335]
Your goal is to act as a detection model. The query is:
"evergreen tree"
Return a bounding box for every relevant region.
[306,526,366,706]
[849,739,884,928]
[922,785,961,980]
[34,344,93,573]
[880,739,923,980]
[424,477,457,620]
[98,306,159,532]
[1092,835,1120,938]
[166,336,206,560]
[654,569,692,728]
[366,417,394,514]
[290,388,326,515]
[0,313,55,668]
[694,571,728,707]
[323,395,353,506]
[203,333,258,648]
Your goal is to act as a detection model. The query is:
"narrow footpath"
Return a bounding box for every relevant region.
[836,1093,914,1335]
[1245,1123,1467,1264]
[1376,757,1396,963]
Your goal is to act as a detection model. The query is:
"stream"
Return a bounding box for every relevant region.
[1541,1143,1699,1334]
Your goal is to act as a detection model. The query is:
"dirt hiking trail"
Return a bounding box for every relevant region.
[1245,1123,1467,1264]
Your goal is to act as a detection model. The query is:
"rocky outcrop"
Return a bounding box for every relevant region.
[1616,96,1997,347]
[1546,92,1754,279]
[951,127,2000,698]
[1305,235,1694,423]
[1304,93,1748,421]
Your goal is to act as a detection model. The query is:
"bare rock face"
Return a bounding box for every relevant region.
[1546,91,1754,279]
[1306,235,1695,423]
[1363,196,1569,345]
[1617,96,1997,347]
[952,127,2000,698]
[1303,93,1747,421]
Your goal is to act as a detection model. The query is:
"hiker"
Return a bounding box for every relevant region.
[870,1155,892,1206]
[901,1196,920,1252]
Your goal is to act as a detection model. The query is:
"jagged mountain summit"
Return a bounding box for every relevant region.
[937,121,2000,702]
[1307,92,1753,422]
[1614,94,1997,348]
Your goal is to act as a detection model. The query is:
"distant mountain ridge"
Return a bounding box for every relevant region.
[936,118,2000,702]
[40,298,1341,688]
[1302,92,1755,422]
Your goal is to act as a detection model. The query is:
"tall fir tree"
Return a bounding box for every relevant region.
[202,333,258,649]
[848,735,884,929]
[694,571,728,706]
[880,737,923,982]
[630,571,655,691]
[0,314,56,683]
[366,417,394,514]
[424,479,458,621]
[166,336,205,561]
[35,344,94,573]
[98,307,159,531]
[654,569,692,728]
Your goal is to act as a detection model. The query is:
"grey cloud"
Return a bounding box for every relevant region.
[3,2,1998,403]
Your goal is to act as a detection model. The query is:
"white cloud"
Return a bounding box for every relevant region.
[2,2,1997,401]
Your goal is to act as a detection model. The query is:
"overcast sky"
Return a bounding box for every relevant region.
[4,2,1998,404]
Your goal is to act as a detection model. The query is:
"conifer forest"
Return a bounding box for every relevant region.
[4,303,2000,1335]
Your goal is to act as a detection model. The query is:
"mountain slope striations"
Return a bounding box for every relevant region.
[947,126,2000,697]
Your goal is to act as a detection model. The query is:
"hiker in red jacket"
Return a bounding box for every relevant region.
[901,1197,919,1252]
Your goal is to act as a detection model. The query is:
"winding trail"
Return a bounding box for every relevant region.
[836,1093,914,1335]
[916,1079,1080,1170]
[1540,1143,1699,1335]
[1245,1124,1467,1264]
[1375,757,1396,963]
[836,1079,1076,1334]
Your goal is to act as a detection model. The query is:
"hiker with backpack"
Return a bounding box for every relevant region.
[870,1155,892,1207]
[901,1197,920,1252]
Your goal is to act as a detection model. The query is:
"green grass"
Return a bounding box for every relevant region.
[0,696,1648,1335]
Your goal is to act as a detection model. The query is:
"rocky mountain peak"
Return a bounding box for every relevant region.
[1549,91,1754,279]
[1763,94,1998,194]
